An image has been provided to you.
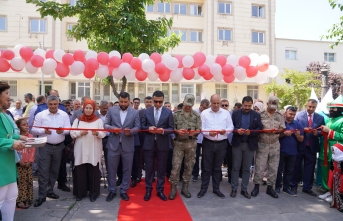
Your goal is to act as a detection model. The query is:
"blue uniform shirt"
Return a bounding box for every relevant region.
[279,120,304,155]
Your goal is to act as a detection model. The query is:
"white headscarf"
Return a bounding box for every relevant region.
[253,102,265,112]
[332,144,343,162]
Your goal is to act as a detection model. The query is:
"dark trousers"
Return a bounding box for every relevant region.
[131,145,141,180]
[138,145,144,178]
[102,137,109,172]
[276,152,297,190]
[73,163,101,198]
[57,148,67,185]
[201,138,227,192]
[166,148,173,178]
[192,143,202,177]
[117,157,123,180]
[144,142,169,192]
[226,141,233,176]
[290,147,316,191]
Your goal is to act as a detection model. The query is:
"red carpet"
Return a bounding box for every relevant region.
[118,178,193,221]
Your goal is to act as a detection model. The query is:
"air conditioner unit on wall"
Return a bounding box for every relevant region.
[222,40,228,46]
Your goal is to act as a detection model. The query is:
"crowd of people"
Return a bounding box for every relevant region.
[0,80,343,221]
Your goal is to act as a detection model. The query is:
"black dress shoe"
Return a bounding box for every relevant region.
[75,197,83,201]
[251,184,259,197]
[302,189,317,197]
[106,192,117,202]
[241,191,251,199]
[34,198,46,207]
[90,196,96,202]
[213,190,225,198]
[230,190,237,198]
[266,185,279,198]
[120,193,129,201]
[157,191,167,201]
[144,190,152,201]
[291,187,297,194]
[57,184,71,192]
[131,179,137,188]
[197,189,206,198]
[116,179,122,186]
[46,193,59,199]
[136,177,141,183]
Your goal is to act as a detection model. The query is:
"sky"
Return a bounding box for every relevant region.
[275,0,343,41]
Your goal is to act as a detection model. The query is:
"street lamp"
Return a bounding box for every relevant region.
[320,64,328,99]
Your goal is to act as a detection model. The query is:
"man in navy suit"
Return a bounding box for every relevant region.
[290,99,325,196]
[141,90,174,201]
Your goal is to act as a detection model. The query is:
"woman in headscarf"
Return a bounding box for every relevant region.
[253,102,265,113]
[70,100,106,202]
[328,143,343,212]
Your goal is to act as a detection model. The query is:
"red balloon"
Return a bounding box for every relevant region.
[215,55,227,67]
[2,50,15,60]
[0,58,10,72]
[55,63,69,78]
[19,46,33,61]
[239,56,251,68]
[155,63,167,75]
[108,65,114,76]
[203,73,213,80]
[84,68,95,79]
[222,64,234,76]
[224,75,235,83]
[62,53,74,66]
[174,55,183,68]
[136,69,148,81]
[73,50,85,61]
[86,58,99,71]
[182,68,195,80]
[130,58,142,70]
[150,52,162,64]
[122,53,133,63]
[246,66,258,78]
[97,52,109,65]
[193,52,206,67]
[159,70,170,82]
[198,64,210,76]
[46,50,55,59]
[31,55,44,68]
[109,56,122,68]
[257,63,269,72]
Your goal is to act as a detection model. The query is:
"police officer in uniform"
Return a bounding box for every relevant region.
[169,94,201,200]
[251,96,286,198]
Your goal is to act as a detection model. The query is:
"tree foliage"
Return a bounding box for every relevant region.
[321,0,343,48]
[26,0,180,98]
[264,70,321,109]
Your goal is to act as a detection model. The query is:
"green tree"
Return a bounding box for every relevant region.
[264,70,321,109]
[321,0,343,48]
[27,0,180,98]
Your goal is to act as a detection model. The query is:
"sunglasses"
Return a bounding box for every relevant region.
[154,100,163,104]
[221,104,229,107]
[286,106,298,111]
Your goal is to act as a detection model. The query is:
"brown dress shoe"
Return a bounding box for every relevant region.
[241,190,251,199]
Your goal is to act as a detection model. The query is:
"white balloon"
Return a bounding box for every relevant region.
[53,49,65,63]
[142,59,155,73]
[42,58,57,72]
[13,44,23,57]
[170,68,183,82]
[85,50,97,60]
[96,65,109,79]
[112,68,125,80]
[148,71,159,81]
[204,55,215,66]
[109,50,121,59]
[34,48,46,58]
[234,66,247,81]
[213,74,223,82]
[166,57,179,71]
[182,55,194,68]
[25,61,38,74]
[193,68,201,80]
[253,72,268,84]
[126,70,137,81]
[138,53,149,62]
[265,65,279,78]
[248,53,260,66]
[70,61,85,76]
[210,63,222,76]
[227,54,239,66]
[162,53,172,64]
[11,57,26,70]
[259,54,270,64]
[118,62,131,76]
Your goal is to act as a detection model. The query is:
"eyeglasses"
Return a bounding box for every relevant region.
[221,104,229,107]
[154,100,163,104]
[286,106,298,111]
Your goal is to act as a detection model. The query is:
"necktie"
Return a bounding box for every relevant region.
[154,108,159,125]
[307,114,312,146]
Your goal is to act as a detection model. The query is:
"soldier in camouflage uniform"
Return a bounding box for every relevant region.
[251,96,286,198]
[169,94,201,200]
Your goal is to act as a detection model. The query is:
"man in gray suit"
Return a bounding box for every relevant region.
[104,92,140,201]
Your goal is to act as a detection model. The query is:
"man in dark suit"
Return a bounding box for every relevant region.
[230,96,263,199]
[141,90,174,201]
[290,99,325,196]
[104,92,140,201]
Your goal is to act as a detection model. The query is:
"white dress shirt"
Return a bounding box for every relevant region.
[10,108,23,119]
[119,108,128,125]
[201,107,234,141]
[31,109,71,144]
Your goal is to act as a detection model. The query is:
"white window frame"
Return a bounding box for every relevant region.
[190,30,202,42]
[77,82,91,98]
[215,84,227,99]
[324,52,336,62]
[172,83,179,103]
[181,84,194,99]
[247,85,259,99]
[190,4,202,16]
[29,18,47,33]
[145,3,154,12]
[174,3,187,15]
[157,2,171,13]
[218,2,231,15]
[70,82,76,100]
[196,84,202,102]
[285,50,297,60]
[252,31,264,44]
[252,5,264,18]
[94,82,101,101]
[66,23,76,40]
[70,0,78,6]
[0,15,7,31]
[173,29,187,42]
[138,83,146,102]
[147,83,161,96]
[218,29,232,41]
[1,80,17,97]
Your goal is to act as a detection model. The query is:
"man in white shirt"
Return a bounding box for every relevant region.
[197,94,234,199]
[31,95,71,207]
[10,100,23,119]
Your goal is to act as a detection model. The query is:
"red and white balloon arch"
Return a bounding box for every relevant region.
[0,44,279,84]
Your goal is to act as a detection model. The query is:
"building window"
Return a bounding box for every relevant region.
[162,83,170,102]
[252,5,264,18]
[285,50,297,60]
[174,3,187,15]
[252,31,264,44]
[70,82,76,100]
[147,83,161,96]
[78,82,91,98]
[218,2,231,14]
[1,80,17,97]
[30,19,46,33]
[70,0,78,6]
[127,82,135,98]
[174,29,187,42]
[247,85,258,99]
[138,83,146,102]
[172,83,179,103]
[39,81,53,96]
[145,4,154,12]
[157,2,170,13]
[190,31,202,42]
[196,84,202,102]
[324,53,336,62]
[0,16,6,31]
[218,29,232,41]
[94,82,101,101]
[190,4,202,16]
[103,84,111,101]
[181,84,194,99]
[215,84,227,99]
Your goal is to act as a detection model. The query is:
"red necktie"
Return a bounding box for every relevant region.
[307,114,312,146]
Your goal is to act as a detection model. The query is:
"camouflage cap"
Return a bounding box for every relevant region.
[268,96,279,109]
[183,94,195,106]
